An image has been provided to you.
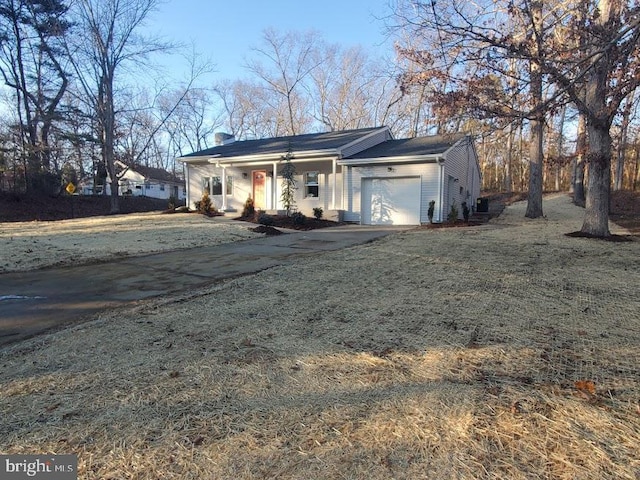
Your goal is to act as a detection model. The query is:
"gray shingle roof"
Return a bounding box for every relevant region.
[346,133,467,159]
[180,127,385,159]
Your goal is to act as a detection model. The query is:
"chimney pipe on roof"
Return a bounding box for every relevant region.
[214,132,235,146]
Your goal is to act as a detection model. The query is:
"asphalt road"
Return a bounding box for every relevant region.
[0,225,405,347]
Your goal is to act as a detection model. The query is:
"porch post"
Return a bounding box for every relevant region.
[332,158,337,210]
[221,166,228,211]
[185,164,191,209]
[272,161,278,210]
[347,166,353,212]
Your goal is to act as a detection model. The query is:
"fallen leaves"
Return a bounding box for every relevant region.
[574,380,596,395]
[573,380,608,407]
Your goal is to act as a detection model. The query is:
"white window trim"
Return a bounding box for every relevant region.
[304,171,319,198]
[226,176,233,196]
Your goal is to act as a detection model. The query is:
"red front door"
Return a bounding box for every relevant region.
[252,170,267,209]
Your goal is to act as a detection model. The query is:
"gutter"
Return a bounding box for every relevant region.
[438,157,445,223]
[179,148,340,165]
[339,153,442,166]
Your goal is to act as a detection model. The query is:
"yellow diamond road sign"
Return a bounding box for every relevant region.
[66,182,76,194]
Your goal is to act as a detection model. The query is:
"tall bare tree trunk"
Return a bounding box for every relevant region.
[526,115,544,218]
[525,0,544,218]
[573,114,586,204]
[106,76,120,213]
[583,122,611,236]
[614,90,634,191]
[555,105,566,191]
[633,143,640,191]
[580,0,614,236]
[505,124,514,193]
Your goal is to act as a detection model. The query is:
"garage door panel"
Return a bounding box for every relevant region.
[362,177,421,225]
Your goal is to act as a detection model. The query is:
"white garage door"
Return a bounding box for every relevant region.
[361,177,421,225]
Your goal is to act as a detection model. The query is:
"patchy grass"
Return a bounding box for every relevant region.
[0,194,639,479]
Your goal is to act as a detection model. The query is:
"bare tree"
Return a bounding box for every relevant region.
[551,0,640,236]
[161,87,222,162]
[392,0,551,218]
[245,29,324,136]
[214,78,298,139]
[393,0,640,235]
[65,0,170,212]
[0,0,70,192]
[308,45,379,131]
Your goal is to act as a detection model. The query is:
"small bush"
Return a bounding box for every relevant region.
[462,202,470,222]
[198,191,214,215]
[242,196,255,217]
[292,211,306,225]
[280,150,297,215]
[312,207,323,220]
[448,202,459,223]
[257,212,274,225]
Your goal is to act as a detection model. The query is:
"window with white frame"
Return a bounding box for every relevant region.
[160,183,165,191]
[211,176,222,195]
[304,171,319,198]
[204,175,237,196]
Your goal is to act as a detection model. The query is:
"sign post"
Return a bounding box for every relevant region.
[66,182,76,218]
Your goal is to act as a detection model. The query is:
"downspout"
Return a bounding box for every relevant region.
[438,157,445,222]
[221,166,227,211]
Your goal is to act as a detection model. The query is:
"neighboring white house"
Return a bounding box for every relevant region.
[103,161,186,200]
[79,161,186,199]
[179,126,481,225]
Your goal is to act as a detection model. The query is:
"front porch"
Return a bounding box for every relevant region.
[191,157,345,218]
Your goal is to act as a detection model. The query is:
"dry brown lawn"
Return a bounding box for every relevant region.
[1,194,639,479]
[0,212,261,273]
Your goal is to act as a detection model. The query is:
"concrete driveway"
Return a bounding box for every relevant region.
[0,224,407,347]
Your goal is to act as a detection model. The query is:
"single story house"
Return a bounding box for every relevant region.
[105,161,186,200]
[179,126,481,225]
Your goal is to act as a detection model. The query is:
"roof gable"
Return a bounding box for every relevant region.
[115,160,183,183]
[345,133,467,160]
[133,164,183,183]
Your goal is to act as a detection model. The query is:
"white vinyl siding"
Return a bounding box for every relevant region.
[289,162,341,214]
[188,165,253,211]
[442,137,480,218]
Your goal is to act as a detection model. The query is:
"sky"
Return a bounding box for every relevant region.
[147,0,395,84]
